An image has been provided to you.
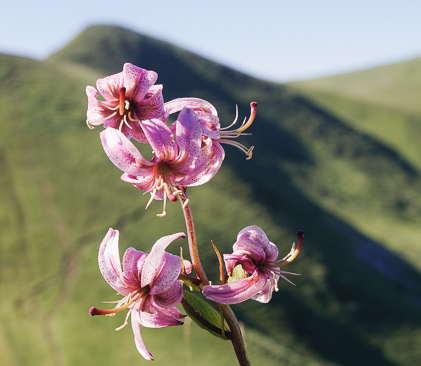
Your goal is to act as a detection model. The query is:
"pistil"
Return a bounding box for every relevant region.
[119,87,127,115]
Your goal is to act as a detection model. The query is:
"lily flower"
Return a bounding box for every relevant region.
[89,229,187,361]
[86,63,166,142]
[165,98,257,160]
[203,227,304,304]
[100,107,224,217]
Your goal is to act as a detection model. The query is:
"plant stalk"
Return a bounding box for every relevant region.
[179,189,251,366]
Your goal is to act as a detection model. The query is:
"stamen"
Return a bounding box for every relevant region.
[156,186,167,217]
[128,111,138,122]
[219,105,239,131]
[89,293,140,316]
[123,115,133,129]
[115,309,132,331]
[86,119,95,130]
[217,139,254,160]
[266,231,304,268]
[235,101,257,133]
[145,189,157,210]
[87,111,118,127]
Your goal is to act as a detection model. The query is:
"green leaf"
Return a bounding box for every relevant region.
[227,264,248,283]
[182,290,229,340]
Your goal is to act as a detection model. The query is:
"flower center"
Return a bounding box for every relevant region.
[144,164,185,217]
[118,87,137,131]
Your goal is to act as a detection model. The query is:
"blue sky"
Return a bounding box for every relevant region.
[2,0,421,81]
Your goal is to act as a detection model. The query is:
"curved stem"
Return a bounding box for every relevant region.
[218,304,250,366]
[179,188,251,366]
[179,189,209,286]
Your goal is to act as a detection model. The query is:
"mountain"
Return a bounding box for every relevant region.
[1,25,420,366]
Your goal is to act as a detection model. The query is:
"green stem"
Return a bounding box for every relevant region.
[179,189,251,366]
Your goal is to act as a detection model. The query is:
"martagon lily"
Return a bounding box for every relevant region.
[203,226,304,304]
[86,63,166,142]
[100,106,224,216]
[89,228,188,360]
[165,98,257,160]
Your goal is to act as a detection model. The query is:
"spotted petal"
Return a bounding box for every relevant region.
[141,233,185,294]
[98,229,127,294]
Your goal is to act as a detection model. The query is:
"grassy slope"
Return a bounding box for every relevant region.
[289,59,421,271]
[1,25,421,366]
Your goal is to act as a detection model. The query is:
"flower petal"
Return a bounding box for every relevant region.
[172,107,201,168]
[131,308,154,360]
[100,128,156,176]
[140,119,177,161]
[121,247,148,290]
[203,270,267,304]
[98,229,127,294]
[152,280,184,308]
[140,306,184,328]
[96,71,123,101]
[165,98,220,139]
[141,233,185,294]
[234,226,278,263]
[122,63,158,103]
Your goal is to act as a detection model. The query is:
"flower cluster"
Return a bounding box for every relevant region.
[87,63,302,362]
[86,63,256,216]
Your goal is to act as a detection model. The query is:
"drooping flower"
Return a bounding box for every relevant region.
[89,228,188,361]
[86,63,166,142]
[100,107,224,216]
[165,98,257,160]
[203,226,303,304]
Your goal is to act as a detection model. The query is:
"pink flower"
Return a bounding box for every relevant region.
[86,63,166,142]
[203,227,304,304]
[100,107,224,216]
[89,229,187,361]
[165,98,257,160]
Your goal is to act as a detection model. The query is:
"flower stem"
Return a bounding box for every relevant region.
[179,189,209,286]
[179,189,251,366]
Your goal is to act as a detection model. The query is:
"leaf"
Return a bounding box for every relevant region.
[182,290,229,340]
[227,264,248,283]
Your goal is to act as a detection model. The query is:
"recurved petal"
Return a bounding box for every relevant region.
[152,280,184,308]
[173,107,201,166]
[139,307,184,329]
[122,63,158,103]
[131,308,154,360]
[100,128,155,175]
[120,173,163,199]
[86,86,111,126]
[96,71,123,101]
[174,138,224,187]
[203,270,268,304]
[140,119,177,161]
[98,228,127,294]
[121,247,148,290]
[165,98,220,138]
[165,97,218,116]
[141,233,185,294]
[234,226,278,263]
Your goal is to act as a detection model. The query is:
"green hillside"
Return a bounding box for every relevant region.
[1,25,421,366]
[289,58,421,272]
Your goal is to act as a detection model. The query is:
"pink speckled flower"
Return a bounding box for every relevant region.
[100,107,224,216]
[203,227,303,304]
[89,229,187,361]
[86,63,166,142]
[165,98,257,160]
